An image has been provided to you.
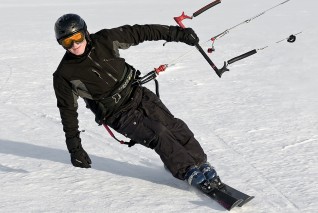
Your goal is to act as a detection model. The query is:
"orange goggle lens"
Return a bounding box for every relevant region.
[60,31,85,49]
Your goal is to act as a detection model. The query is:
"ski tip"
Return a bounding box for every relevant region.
[238,196,255,207]
[229,199,244,211]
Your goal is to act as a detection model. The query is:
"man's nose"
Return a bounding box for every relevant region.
[72,41,81,48]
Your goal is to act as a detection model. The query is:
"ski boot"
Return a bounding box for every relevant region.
[199,162,217,182]
[184,166,206,186]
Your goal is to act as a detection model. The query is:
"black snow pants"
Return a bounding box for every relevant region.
[106,86,207,180]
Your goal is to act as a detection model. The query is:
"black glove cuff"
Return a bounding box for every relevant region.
[66,132,82,153]
[168,26,181,42]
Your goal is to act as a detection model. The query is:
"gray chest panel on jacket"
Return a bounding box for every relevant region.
[70,79,93,105]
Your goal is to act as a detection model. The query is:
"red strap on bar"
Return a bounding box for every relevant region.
[174,12,192,29]
[154,64,167,74]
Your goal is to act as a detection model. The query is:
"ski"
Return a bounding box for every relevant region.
[218,183,254,207]
[200,185,243,210]
[197,177,254,211]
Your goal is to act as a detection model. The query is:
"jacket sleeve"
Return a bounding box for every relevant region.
[53,73,80,140]
[98,24,177,50]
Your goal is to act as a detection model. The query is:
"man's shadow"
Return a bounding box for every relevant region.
[0,139,223,210]
[0,139,183,188]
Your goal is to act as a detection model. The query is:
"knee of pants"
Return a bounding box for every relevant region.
[143,135,159,149]
[142,120,170,149]
[140,120,173,149]
[165,118,195,145]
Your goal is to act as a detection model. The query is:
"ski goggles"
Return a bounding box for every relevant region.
[59,31,85,49]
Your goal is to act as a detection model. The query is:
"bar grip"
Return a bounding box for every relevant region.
[193,0,222,17]
[227,49,257,65]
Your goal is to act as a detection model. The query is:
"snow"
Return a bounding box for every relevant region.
[0,0,317,212]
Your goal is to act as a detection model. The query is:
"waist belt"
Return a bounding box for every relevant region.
[100,65,136,110]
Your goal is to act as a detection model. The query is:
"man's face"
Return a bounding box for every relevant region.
[68,38,87,56]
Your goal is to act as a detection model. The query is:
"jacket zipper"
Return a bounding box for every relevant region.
[91,68,109,85]
[88,51,118,83]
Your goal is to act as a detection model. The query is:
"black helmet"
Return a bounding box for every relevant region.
[54,14,87,41]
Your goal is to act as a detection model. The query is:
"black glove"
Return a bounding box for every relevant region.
[169,26,199,46]
[66,133,92,168]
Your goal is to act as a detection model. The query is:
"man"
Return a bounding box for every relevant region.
[53,13,217,186]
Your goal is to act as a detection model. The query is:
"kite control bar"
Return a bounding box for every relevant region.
[173,0,228,77]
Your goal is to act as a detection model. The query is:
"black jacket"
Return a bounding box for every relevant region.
[53,24,181,140]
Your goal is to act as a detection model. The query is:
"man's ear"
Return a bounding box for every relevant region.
[85,30,91,43]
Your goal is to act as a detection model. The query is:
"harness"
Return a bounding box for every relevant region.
[99,64,136,109]
[100,67,161,147]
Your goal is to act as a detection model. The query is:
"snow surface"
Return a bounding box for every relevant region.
[0,0,317,212]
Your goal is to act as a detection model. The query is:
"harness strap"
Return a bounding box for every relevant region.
[103,69,160,147]
[102,123,136,147]
[133,70,160,97]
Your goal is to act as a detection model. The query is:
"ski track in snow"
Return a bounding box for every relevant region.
[1,0,318,212]
[281,138,317,150]
[212,132,300,212]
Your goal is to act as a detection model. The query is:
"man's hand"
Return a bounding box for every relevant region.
[66,133,92,168]
[179,28,199,46]
[70,148,92,168]
[169,26,199,46]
